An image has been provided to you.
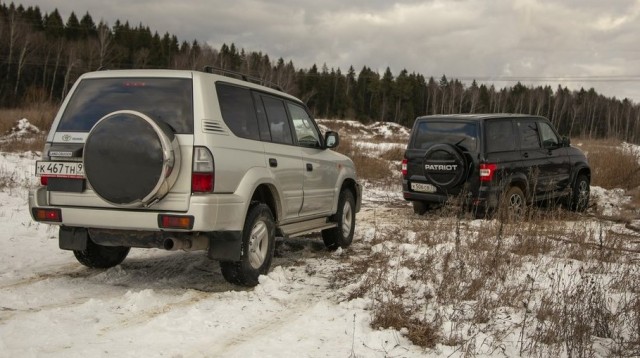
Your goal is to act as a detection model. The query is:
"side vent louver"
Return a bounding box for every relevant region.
[202,120,228,135]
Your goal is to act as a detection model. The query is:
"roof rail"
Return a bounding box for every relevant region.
[202,66,283,92]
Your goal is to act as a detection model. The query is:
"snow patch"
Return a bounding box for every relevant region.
[4,118,41,139]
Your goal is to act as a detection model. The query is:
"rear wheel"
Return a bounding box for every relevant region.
[322,190,355,250]
[569,175,590,212]
[501,186,525,221]
[412,201,428,215]
[220,204,275,286]
[73,239,130,269]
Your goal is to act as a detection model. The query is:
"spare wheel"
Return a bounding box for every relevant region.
[83,110,181,207]
[422,143,468,189]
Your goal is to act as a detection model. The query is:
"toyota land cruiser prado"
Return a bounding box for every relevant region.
[29,68,361,286]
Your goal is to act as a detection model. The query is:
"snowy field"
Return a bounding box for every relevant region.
[1,120,639,357]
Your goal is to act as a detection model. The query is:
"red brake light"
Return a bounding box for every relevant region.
[192,173,214,192]
[402,158,408,176]
[40,176,49,185]
[479,163,497,182]
[192,147,215,193]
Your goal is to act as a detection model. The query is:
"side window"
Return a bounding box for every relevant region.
[517,119,541,149]
[261,95,293,145]
[485,120,516,152]
[252,93,272,141]
[287,103,321,148]
[216,83,260,140]
[539,122,559,148]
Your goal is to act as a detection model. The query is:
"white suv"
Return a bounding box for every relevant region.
[29,68,361,286]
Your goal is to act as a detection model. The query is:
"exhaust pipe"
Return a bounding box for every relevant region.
[163,236,209,251]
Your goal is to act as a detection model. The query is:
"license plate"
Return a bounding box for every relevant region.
[35,161,85,178]
[411,182,436,193]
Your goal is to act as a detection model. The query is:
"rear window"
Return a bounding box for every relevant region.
[216,83,260,140]
[57,78,194,133]
[411,120,478,151]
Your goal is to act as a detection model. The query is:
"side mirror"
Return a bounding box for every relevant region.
[324,131,340,149]
[561,136,571,147]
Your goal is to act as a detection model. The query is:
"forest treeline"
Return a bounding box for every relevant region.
[2,2,640,142]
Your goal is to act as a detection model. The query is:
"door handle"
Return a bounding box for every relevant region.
[269,158,278,167]
[523,152,529,158]
[306,163,313,171]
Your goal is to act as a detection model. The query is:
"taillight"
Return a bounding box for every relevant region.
[32,208,62,222]
[192,147,214,193]
[158,214,194,230]
[402,158,408,177]
[40,176,49,186]
[479,163,497,182]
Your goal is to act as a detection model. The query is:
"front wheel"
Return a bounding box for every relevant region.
[220,203,275,287]
[73,239,130,269]
[322,189,356,250]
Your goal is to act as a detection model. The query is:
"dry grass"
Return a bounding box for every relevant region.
[0,104,56,134]
[334,136,394,182]
[335,186,640,356]
[577,138,640,190]
[0,105,56,153]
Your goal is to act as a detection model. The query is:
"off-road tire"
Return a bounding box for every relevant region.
[412,201,428,215]
[422,143,469,189]
[73,239,130,269]
[220,203,275,287]
[83,110,180,207]
[322,190,355,250]
[569,174,590,212]
[501,186,525,222]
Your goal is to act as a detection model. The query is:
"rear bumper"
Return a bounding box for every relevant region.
[29,187,246,232]
[402,180,501,210]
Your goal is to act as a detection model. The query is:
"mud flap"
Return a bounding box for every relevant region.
[208,231,242,261]
[59,226,88,251]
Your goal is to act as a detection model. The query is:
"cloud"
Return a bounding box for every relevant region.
[20,0,640,101]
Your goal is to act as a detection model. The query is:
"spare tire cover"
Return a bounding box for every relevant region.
[422,144,467,189]
[84,110,181,207]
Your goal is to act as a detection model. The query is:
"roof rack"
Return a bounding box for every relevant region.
[202,66,283,92]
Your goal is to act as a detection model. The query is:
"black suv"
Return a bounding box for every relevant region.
[402,114,590,217]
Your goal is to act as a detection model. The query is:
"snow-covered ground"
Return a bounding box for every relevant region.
[1,120,639,357]
[0,150,426,358]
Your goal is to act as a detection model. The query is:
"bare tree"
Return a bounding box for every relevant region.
[134,48,151,68]
[14,29,34,97]
[62,43,81,98]
[49,39,65,101]
[97,22,112,68]
[5,9,19,82]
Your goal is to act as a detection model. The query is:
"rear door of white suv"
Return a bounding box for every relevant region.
[253,93,304,220]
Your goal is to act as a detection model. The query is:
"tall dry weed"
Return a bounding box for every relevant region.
[334,136,394,182]
[579,138,640,189]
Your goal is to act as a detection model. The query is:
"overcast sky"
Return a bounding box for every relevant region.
[22,0,640,102]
